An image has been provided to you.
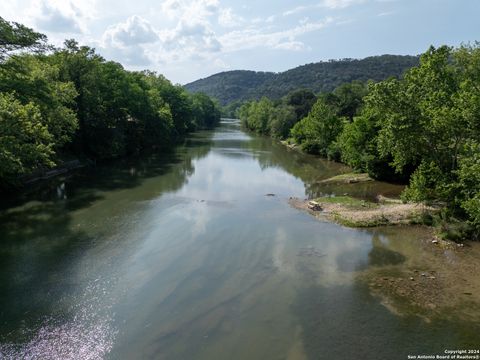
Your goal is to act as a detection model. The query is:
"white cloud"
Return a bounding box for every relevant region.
[213,58,230,69]
[28,0,95,34]
[220,17,334,53]
[161,0,220,22]
[160,18,221,59]
[283,5,310,16]
[274,41,306,51]
[218,8,244,28]
[321,0,366,9]
[103,15,159,47]
[99,15,159,66]
[283,0,365,18]
[377,11,395,16]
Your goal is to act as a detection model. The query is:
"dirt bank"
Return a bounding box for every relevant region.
[288,196,437,227]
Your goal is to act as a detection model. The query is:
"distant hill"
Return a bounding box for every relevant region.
[184,55,419,105]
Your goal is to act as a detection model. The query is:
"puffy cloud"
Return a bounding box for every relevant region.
[162,19,221,56]
[31,0,88,33]
[155,0,224,60]
[99,15,159,67]
[103,15,159,47]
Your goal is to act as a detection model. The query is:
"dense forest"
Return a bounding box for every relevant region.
[184,55,419,105]
[239,44,480,241]
[0,17,221,189]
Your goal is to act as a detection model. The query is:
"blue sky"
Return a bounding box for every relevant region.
[2,0,479,84]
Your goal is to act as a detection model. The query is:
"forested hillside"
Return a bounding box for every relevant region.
[184,55,419,105]
[0,17,221,189]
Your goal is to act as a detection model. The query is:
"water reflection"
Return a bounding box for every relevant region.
[0,119,479,359]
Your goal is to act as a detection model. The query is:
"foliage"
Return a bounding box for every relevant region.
[291,98,344,156]
[239,44,480,240]
[0,16,49,61]
[269,105,297,139]
[0,93,54,184]
[328,81,368,120]
[0,54,78,149]
[0,24,220,188]
[190,92,221,129]
[284,89,317,120]
[456,142,480,238]
[239,97,274,135]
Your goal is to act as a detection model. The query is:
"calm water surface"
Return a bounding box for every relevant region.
[0,119,478,359]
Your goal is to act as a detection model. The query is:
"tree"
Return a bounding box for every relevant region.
[0,93,54,185]
[0,16,49,61]
[330,81,368,120]
[376,46,464,174]
[190,92,221,129]
[284,89,317,121]
[240,98,274,135]
[290,98,344,156]
[0,54,78,149]
[269,105,297,139]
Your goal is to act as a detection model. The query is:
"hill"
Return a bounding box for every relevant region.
[184,55,419,105]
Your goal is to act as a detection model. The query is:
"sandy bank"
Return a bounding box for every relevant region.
[288,196,437,227]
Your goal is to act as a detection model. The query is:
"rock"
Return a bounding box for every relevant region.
[432,239,439,244]
[307,200,322,211]
[457,243,464,247]
[410,277,415,281]
[429,276,436,280]
[421,273,426,277]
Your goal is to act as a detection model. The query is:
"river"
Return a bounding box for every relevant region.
[0,119,479,359]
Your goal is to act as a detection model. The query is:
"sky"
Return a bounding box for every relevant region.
[1,0,479,84]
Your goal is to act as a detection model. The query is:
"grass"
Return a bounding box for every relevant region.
[319,172,373,184]
[314,195,378,209]
[330,212,391,227]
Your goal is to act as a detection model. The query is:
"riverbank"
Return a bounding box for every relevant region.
[287,171,480,322]
[289,195,480,322]
[288,195,438,227]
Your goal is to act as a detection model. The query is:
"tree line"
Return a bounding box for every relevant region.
[239,44,480,241]
[0,17,221,189]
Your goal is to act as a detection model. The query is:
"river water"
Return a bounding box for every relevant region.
[0,119,479,359]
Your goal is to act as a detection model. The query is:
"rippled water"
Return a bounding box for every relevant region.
[1,119,478,359]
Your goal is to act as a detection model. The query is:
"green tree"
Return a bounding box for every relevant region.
[0,54,78,149]
[0,93,54,185]
[0,16,49,61]
[190,92,221,129]
[240,98,274,135]
[284,89,317,121]
[269,104,297,139]
[290,98,344,156]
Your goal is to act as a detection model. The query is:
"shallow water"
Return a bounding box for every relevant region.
[0,119,478,359]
